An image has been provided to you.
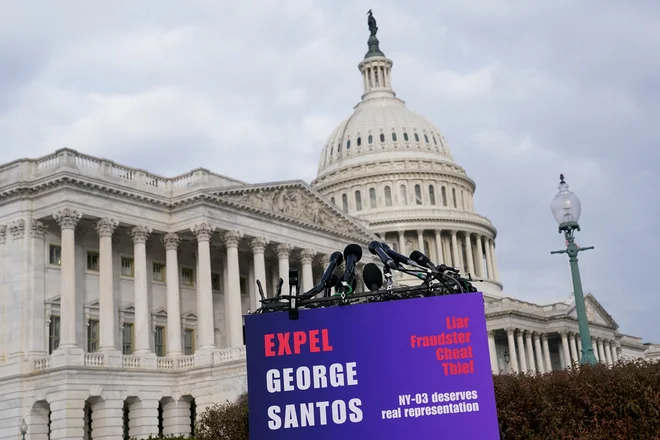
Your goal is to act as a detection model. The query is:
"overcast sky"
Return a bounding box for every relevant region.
[1,1,659,341]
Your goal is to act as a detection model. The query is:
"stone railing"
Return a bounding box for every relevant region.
[0,148,244,196]
[214,346,246,363]
[122,355,141,369]
[84,353,105,367]
[178,355,196,369]
[34,356,51,371]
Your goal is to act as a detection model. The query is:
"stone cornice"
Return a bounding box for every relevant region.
[486,310,617,332]
[369,215,496,236]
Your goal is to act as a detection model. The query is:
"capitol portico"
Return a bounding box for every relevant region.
[0,12,654,440]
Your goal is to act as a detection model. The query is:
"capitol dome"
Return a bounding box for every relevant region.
[311,13,503,295]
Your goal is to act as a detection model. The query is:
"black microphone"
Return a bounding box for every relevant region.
[410,250,440,272]
[337,244,363,294]
[362,263,383,292]
[299,251,344,298]
[381,243,418,267]
[324,273,339,297]
[368,241,397,269]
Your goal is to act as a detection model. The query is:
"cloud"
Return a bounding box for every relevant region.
[1,1,659,342]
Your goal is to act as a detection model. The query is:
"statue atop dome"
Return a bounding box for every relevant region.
[365,10,385,59]
[367,9,378,36]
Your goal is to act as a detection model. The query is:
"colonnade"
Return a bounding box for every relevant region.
[382,229,499,281]
[488,327,621,374]
[50,208,336,359]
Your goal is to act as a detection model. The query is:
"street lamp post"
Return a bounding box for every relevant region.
[20,418,27,440]
[550,174,598,365]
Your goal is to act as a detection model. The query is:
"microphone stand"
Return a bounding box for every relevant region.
[383,266,393,292]
[288,269,299,320]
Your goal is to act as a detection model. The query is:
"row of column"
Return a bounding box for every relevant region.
[559,331,619,367]
[51,209,326,359]
[490,328,552,374]
[386,229,499,281]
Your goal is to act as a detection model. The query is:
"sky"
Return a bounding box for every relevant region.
[1,1,659,341]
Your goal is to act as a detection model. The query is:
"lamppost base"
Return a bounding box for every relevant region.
[579,349,598,366]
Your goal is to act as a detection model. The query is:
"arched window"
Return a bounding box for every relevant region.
[441,186,447,206]
[424,134,429,144]
[461,190,465,210]
[429,185,436,205]
[404,132,409,142]
[452,188,457,208]
[337,143,341,153]
[433,136,437,145]
[380,133,385,143]
[346,140,351,149]
[355,190,362,211]
[368,134,373,144]
[415,184,422,205]
[414,133,420,142]
[399,185,407,205]
[342,194,348,213]
[357,137,362,146]
[392,132,397,142]
[384,186,392,206]
[369,188,377,208]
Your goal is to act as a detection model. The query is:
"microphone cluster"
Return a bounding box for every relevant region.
[253,240,477,316]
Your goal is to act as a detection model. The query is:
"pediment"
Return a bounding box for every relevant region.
[152,308,168,318]
[566,293,618,329]
[182,311,197,320]
[209,181,376,242]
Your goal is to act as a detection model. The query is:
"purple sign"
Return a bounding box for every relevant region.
[245,292,500,439]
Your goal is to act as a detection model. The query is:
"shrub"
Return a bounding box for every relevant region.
[194,393,249,440]
[495,359,660,439]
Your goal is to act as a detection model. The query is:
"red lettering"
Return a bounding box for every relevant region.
[264,334,275,357]
[293,331,307,354]
[321,329,333,352]
[277,332,292,356]
[309,330,320,352]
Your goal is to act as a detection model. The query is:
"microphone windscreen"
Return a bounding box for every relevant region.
[343,243,363,262]
[329,273,339,285]
[410,250,429,265]
[330,251,344,265]
[362,263,383,291]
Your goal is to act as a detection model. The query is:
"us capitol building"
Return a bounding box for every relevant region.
[0,15,654,440]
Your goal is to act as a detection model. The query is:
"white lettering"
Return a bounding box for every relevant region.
[348,398,363,422]
[267,362,359,392]
[296,366,311,390]
[329,363,344,387]
[266,369,281,393]
[267,405,281,430]
[284,404,298,428]
[283,368,294,391]
[331,400,347,424]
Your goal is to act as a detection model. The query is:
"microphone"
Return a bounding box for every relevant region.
[299,251,344,298]
[368,241,397,269]
[362,263,383,292]
[324,273,339,297]
[337,244,363,295]
[410,250,440,272]
[381,243,419,267]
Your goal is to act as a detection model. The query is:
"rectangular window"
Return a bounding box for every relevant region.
[211,273,220,291]
[87,251,99,272]
[87,319,99,352]
[49,245,62,266]
[184,329,195,355]
[154,326,166,357]
[49,316,60,354]
[153,262,165,282]
[181,268,194,287]
[122,323,134,355]
[121,257,134,277]
[240,276,248,296]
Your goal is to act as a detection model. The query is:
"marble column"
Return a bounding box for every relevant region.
[612,342,619,363]
[417,230,424,252]
[541,334,552,372]
[560,331,571,368]
[484,236,494,279]
[516,330,527,372]
[490,239,500,281]
[53,208,82,349]
[591,337,599,361]
[130,225,152,355]
[524,331,535,373]
[487,330,498,374]
[506,328,519,373]
[475,235,485,278]
[577,335,582,361]
[398,230,405,253]
[191,223,216,350]
[277,243,294,291]
[434,230,443,264]
[96,218,119,352]
[464,233,475,276]
[569,332,579,365]
[250,237,269,310]
[163,233,182,356]
[450,230,460,269]
[223,230,244,348]
[299,249,317,293]
[597,338,606,363]
[533,333,545,374]
[605,340,613,365]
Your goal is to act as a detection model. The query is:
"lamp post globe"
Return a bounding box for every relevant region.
[549,174,598,365]
[20,418,28,439]
[551,174,581,228]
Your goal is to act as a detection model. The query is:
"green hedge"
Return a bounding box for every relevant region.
[141,361,660,439]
